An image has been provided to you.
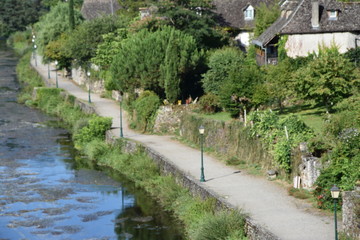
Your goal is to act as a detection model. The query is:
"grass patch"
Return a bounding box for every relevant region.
[287,187,312,200]
[196,111,232,122]
[277,104,326,134]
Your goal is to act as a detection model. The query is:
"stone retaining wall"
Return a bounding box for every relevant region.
[71,67,105,94]
[342,185,360,239]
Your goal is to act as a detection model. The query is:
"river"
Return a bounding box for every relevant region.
[0,42,183,240]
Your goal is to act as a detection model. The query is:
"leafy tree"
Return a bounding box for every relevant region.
[64,15,126,67]
[344,47,360,66]
[201,47,245,95]
[69,0,75,30]
[254,1,280,37]
[109,26,203,102]
[91,29,128,70]
[35,2,83,54]
[264,59,296,111]
[0,0,45,37]
[219,62,264,118]
[162,29,181,103]
[292,45,360,113]
[43,33,72,70]
[157,4,228,49]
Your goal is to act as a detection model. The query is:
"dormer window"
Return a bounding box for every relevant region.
[328,10,338,20]
[244,5,254,20]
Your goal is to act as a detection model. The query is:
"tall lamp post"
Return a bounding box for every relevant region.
[31,38,35,60]
[54,60,58,88]
[87,71,91,103]
[119,94,124,138]
[33,44,37,66]
[199,125,205,182]
[48,63,50,79]
[331,185,340,240]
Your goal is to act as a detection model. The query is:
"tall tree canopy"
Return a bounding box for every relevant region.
[292,45,360,113]
[157,4,228,49]
[64,15,127,68]
[0,0,44,37]
[34,2,83,54]
[108,26,203,102]
[201,47,245,95]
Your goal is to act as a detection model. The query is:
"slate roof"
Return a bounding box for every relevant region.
[213,0,273,29]
[81,0,121,20]
[254,0,360,46]
[281,0,360,34]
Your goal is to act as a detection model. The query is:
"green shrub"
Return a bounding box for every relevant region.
[199,93,221,114]
[83,139,110,161]
[7,30,31,55]
[73,116,112,148]
[132,90,160,132]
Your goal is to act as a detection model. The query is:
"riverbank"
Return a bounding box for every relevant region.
[17,52,248,240]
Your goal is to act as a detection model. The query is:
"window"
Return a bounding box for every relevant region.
[329,10,338,20]
[244,5,254,20]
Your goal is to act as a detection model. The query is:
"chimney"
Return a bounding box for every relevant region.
[311,0,320,29]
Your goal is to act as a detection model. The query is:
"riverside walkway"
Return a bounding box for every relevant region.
[31,55,335,240]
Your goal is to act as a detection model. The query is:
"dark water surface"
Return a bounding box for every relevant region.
[0,42,183,240]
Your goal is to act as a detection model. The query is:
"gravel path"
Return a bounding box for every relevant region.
[31,55,336,240]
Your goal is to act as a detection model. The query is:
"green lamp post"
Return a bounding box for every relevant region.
[33,44,37,66]
[119,94,123,138]
[330,185,340,240]
[199,125,205,182]
[54,60,58,88]
[87,71,91,103]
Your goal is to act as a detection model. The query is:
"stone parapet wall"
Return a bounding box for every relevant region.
[342,186,360,239]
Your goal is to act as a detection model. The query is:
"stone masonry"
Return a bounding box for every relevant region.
[342,183,360,239]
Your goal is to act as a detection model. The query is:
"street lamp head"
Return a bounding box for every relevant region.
[32,38,35,43]
[199,125,205,135]
[87,71,91,77]
[330,185,340,199]
[34,45,37,49]
[55,60,58,66]
[32,35,35,39]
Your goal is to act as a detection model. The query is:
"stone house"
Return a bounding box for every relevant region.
[213,0,273,49]
[253,0,360,65]
[81,0,121,20]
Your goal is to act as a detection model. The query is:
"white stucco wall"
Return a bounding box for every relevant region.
[285,32,358,57]
[235,31,253,47]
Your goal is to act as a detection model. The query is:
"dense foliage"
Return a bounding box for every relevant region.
[248,111,314,173]
[292,45,360,113]
[34,2,83,54]
[108,26,203,102]
[0,0,47,37]
[201,47,245,95]
[131,91,161,132]
[254,0,281,37]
